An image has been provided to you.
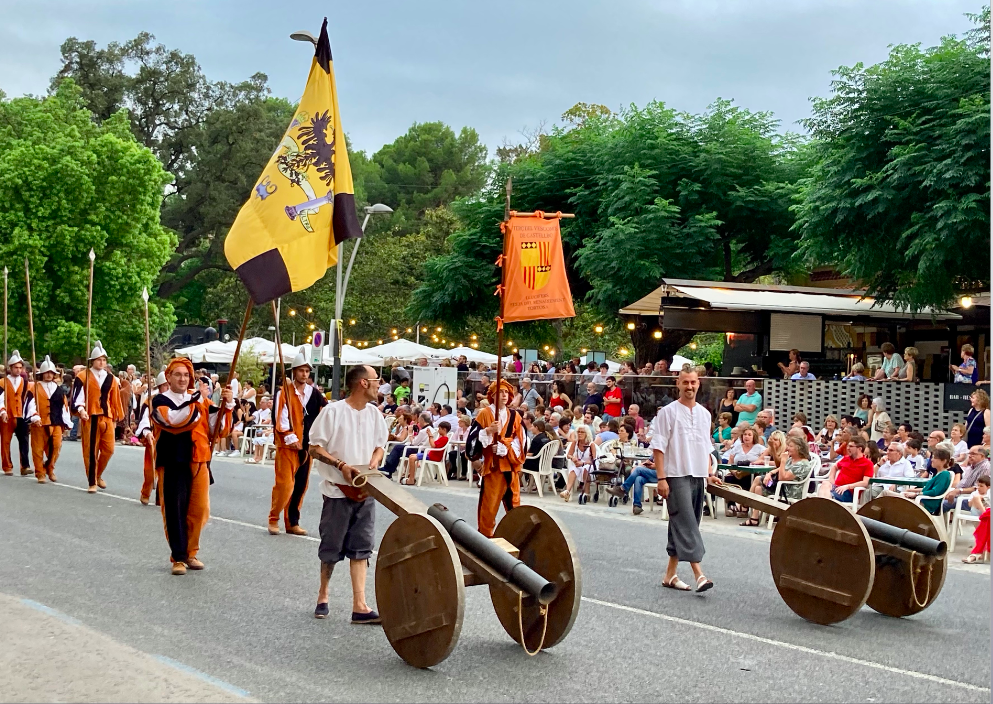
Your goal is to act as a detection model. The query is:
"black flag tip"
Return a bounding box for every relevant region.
[316,17,332,72]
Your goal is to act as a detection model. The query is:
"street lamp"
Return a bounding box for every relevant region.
[289,30,318,46]
[329,201,393,398]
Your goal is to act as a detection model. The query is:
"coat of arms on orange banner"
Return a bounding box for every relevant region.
[502,216,575,323]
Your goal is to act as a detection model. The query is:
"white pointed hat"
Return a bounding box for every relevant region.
[291,349,312,369]
[155,370,167,386]
[38,355,58,375]
[88,340,108,361]
[7,349,23,366]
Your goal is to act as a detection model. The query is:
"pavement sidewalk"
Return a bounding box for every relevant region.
[0,593,252,703]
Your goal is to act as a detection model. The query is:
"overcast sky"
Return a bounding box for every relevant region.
[0,0,981,155]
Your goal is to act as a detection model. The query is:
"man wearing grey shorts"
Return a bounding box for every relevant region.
[308,365,388,623]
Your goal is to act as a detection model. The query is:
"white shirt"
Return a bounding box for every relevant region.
[72,368,107,409]
[252,407,272,426]
[790,372,817,380]
[277,383,314,446]
[310,399,388,499]
[650,400,714,478]
[906,453,927,475]
[952,440,969,458]
[25,381,72,427]
[479,407,523,458]
[877,456,915,479]
[435,413,459,430]
[591,373,608,385]
[137,389,233,437]
[229,378,241,400]
[378,382,392,397]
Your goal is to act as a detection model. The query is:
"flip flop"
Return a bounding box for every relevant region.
[663,575,691,591]
[696,575,714,593]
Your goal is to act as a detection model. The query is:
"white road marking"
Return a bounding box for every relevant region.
[37,473,989,692]
[582,596,990,693]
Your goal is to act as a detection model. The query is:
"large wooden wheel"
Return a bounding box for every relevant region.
[490,505,582,652]
[770,497,875,625]
[375,513,465,668]
[857,496,947,617]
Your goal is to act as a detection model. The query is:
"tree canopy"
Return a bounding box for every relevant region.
[0,82,174,363]
[794,9,990,311]
[407,99,809,359]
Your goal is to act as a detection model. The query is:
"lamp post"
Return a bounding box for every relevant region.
[328,203,393,398]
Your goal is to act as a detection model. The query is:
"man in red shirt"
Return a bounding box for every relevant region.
[819,435,874,503]
[602,376,624,420]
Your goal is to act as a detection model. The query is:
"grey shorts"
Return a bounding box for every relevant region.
[318,495,376,564]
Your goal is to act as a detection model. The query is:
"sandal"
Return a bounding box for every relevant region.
[695,575,714,593]
[962,554,983,564]
[663,574,691,591]
[739,518,760,527]
[724,506,736,518]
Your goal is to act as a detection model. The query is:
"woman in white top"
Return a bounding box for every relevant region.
[725,427,763,516]
[950,423,969,465]
[817,415,839,449]
[869,398,891,443]
[560,426,594,502]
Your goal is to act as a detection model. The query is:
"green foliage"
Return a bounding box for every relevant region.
[360,122,490,233]
[795,15,990,311]
[408,100,807,328]
[234,349,266,387]
[0,81,175,364]
[678,333,725,369]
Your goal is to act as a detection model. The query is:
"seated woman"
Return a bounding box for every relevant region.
[400,421,450,485]
[228,404,245,457]
[829,427,851,462]
[758,430,787,468]
[560,426,594,502]
[817,415,839,450]
[741,436,815,526]
[523,419,556,471]
[724,427,764,517]
[896,446,953,515]
[605,421,657,515]
[382,411,432,477]
[712,412,732,445]
[548,381,572,411]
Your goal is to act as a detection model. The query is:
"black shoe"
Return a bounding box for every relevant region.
[351,609,382,625]
[314,602,329,619]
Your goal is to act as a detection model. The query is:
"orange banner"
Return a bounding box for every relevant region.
[501,216,575,323]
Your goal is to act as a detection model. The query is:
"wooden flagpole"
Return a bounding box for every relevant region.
[207,298,254,453]
[3,266,7,365]
[141,287,156,478]
[24,258,36,376]
[83,249,95,487]
[494,178,512,418]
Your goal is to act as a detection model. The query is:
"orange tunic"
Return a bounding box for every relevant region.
[2,376,25,419]
[73,370,124,420]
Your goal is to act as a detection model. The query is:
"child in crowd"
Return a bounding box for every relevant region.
[401,421,449,486]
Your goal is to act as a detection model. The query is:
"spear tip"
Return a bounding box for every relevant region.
[142,287,149,302]
[88,249,96,261]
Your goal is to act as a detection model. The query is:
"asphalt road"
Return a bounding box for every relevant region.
[0,445,988,703]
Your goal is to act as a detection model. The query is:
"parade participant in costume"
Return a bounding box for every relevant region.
[138,358,233,575]
[652,368,719,593]
[1,350,31,476]
[137,371,168,505]
[269,350,327,535]
[475,379,526,538]
[71,341,124,492]
[24,356,71,483]
[309,364,387,623]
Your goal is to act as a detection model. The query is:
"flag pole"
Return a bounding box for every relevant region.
[271,299,288,403]
[24,258,37,377]
[207,297,254,454]
[494,178,512,418]
[83,249,95,487]
[3,266,7,364]
[141,287,156,474]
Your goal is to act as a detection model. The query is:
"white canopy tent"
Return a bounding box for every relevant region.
[363,338,447,361]
[176,338,384,367]
[444,346,513,365]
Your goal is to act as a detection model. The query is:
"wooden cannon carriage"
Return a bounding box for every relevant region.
[707,485,947,625]
[339,468,582,668]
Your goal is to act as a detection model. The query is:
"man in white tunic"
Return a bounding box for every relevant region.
[308,364,388,624]
[651,369,719,593]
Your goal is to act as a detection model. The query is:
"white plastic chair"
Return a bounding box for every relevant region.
[415,438,451,487]
[239,426,258,457]
[521,441,558,497]
[948,494,982,552]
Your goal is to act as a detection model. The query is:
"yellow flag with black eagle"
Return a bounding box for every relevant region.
[224,18,362,304]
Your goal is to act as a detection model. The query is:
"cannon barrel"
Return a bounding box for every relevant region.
[858,516,946,557]
[428,503,558,604]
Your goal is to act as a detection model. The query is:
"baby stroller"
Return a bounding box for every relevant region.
[588,441,624,506]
